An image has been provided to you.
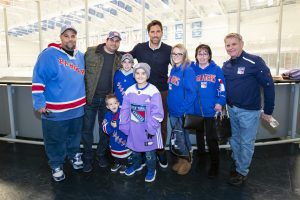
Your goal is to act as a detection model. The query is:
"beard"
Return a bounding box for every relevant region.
[63,42,76,51]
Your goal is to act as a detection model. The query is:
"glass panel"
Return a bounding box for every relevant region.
[281,0,300,70]
[6,0,39,70]
[240,0,280,74]
[88,0,142,52]
[40,0,85,51]
[0,8,8,69]
[186,0,238,66]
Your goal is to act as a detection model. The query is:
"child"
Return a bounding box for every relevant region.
[113,53,136,105]
[119,63,164,183]
[102,94,132,173]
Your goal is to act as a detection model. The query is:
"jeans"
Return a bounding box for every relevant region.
[196,117,219,164]
[228,106,261,176]
[169,116,192,156]
[42,116,83,169]
[131,150,156,171]
[81,96,109,162]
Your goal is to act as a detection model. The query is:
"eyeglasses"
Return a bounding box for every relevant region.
[172,53,184,57]
[197,53,209,57]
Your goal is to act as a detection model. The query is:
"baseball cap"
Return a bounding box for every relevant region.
[107,31,122,40]
[121,53,134,63]
[60,25,77,35]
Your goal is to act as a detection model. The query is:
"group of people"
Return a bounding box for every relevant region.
[32,20,275,186]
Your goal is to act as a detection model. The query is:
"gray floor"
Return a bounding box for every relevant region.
[0,141,300,200]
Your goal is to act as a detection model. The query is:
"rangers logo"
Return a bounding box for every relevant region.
[130,104,146,123]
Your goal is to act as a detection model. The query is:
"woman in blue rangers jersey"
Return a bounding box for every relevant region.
[167,44,196,175]
[191,44,226,178]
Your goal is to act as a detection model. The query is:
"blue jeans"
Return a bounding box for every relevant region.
[228,106,260,176]
[42,116,83,169]
[82,96,108,162]
[169,116,192,156]
[131,150,156,171]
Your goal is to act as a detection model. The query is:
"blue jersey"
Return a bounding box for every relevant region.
[191,60,226,117]
[113,69,135,105]
[102,109,131,158]
[222,51,275,115]
[167,65,196,117]
[32,46,86,121]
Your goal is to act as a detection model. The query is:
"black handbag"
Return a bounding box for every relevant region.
[215,106,232,144]
[183,114,204,129]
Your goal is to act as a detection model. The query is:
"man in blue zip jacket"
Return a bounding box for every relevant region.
[222,33,275,186]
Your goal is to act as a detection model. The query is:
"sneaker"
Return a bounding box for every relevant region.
[157,151,168,168]
[119,165,127,174]
[70,153,83,170]
[228,172,247,186]
[124,166,136,176]
[136,162,146,171]
[83,161,93,173]
[98,157,109,168]
[52,167,65,182]
[145,170,156,182]
[111,163,121,172]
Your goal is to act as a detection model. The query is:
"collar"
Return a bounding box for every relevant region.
[148,41,162,50]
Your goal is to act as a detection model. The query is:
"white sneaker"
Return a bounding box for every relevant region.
[70,153,83,170]
[52,167,65,182]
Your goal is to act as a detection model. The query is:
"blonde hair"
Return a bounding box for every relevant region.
[224,33,243,43]
[170,44,190,69]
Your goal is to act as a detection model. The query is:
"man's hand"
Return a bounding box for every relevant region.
[261,112,272,123]
[38,108,47,114]
[214,104,222,113]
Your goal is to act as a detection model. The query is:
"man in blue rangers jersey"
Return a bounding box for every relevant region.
[222,33,275,186]
[32,25,86,182]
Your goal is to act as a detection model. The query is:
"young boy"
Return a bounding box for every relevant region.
[113,53,136,105]
[102,94,131,173]
[119,63,164,183]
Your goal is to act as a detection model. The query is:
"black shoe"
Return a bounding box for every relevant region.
[110,163,121,172]
[157,151,168,168]
[228,172,247,186]
[97,157,109,168]
[83,161,93,173]
[208,164,219,178]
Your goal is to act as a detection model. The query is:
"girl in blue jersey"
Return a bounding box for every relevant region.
[113,53,136,105]
[167,44,196,175]
[191,44,226,178]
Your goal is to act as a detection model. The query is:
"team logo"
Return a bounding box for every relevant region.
[237,67,245,75]
[201,82,207,88]
[130,104,146,123]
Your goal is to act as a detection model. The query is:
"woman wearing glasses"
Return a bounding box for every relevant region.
[191,44,226,178]
[167,44,196,175]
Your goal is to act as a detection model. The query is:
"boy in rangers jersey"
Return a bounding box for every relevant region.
[119,63,164,183]
[102,94,131,173]
[113,53,136,105]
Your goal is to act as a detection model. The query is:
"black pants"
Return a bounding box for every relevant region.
[196,117,219,164]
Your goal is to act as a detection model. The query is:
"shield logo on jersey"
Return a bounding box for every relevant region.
[130,104,146,123]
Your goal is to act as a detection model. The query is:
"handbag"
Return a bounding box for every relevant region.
[183,114,204,130]
[182,69,204,130]
[215,105,232,144]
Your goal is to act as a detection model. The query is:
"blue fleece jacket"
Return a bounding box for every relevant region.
[222,51,275,115]
[113,69,136,105]
[167,64,196,117]
[191,60,226,117]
